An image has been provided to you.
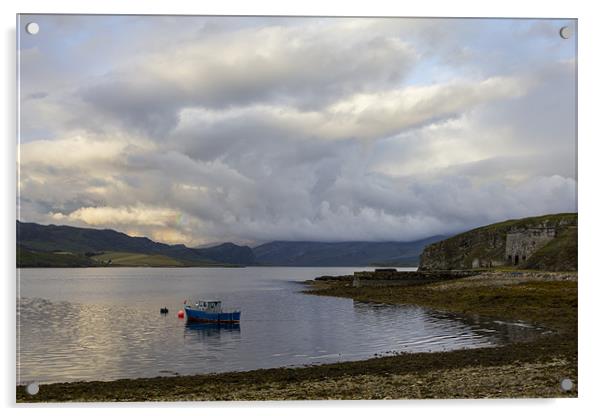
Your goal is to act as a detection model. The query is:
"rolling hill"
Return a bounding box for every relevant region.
[17,221,255,267]
[89,251,229,267]
[17,246,97,268]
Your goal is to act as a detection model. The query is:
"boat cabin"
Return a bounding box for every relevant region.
[195,300,222,312]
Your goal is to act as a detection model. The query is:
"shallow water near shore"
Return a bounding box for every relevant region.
[17,267,544,385]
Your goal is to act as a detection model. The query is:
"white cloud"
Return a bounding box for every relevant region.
[17,17,577,245]
[19,135,130,168]
[55,205,180,227]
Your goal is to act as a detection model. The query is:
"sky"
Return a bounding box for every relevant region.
[17,15,577,247]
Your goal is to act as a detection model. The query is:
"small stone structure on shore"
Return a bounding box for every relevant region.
[315,268,477,288]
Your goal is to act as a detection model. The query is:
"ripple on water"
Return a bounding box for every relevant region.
[17,268,545,384]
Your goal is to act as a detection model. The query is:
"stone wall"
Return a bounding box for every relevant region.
[505,228,556,266]
[315,270,477,288]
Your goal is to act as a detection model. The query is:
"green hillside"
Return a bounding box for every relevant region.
[17,246,97,268]
[419,213,577,272]
[91,252,220,267]
[524,226,578,271]
[17,221,256,267]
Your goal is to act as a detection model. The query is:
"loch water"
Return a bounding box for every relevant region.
[17,267,544,384]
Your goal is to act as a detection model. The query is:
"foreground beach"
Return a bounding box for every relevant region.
[17,271,577,401]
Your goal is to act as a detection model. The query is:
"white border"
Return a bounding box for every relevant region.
[2,0,601,415]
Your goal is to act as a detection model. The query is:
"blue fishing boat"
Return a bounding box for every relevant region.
[184,300,241,323]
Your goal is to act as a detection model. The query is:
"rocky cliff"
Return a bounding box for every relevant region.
[418,213,577,272]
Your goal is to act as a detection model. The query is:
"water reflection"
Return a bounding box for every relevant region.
[352,301,543,349]
[184,322,241,338]
[17,267,547,384]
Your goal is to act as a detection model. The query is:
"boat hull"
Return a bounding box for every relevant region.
[184,306,241,323]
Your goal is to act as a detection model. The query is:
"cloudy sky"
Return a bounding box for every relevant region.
[17,15,577,246]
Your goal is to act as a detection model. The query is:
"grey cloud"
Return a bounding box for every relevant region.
[25,91,48,100]
[18,17,577,245]
[476,61,576,163]
[79,80,183,138]
[18,131,577,244]
[76,22,417,137]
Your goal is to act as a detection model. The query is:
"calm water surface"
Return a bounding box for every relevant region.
[17,267,543,384]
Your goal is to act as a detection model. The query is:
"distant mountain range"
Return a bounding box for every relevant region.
[17,221,254,267]
[16,220,446,268]
[252,238,447,267]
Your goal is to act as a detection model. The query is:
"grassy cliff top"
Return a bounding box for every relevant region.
[426,212,577,250]
[454,213,577,238]
[419,213,578,272]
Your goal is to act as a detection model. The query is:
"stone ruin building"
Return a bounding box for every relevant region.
[504,227,556,266]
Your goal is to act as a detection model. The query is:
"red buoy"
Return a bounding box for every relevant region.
[177,310,185,319]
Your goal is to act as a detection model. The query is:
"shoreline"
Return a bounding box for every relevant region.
[17,265,418,269]
[17,270,577,401]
